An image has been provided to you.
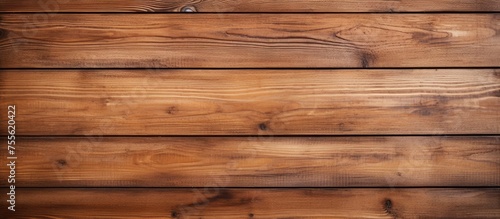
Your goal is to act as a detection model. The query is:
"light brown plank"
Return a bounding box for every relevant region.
[0,14,498,68]
[1,136,498,187]
[0,0,498,12]
[1,69,498,135]
[1,188,499,218]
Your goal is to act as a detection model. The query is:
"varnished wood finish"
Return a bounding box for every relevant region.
[1,69,498,135]
[0,1,498,217]
[0,14,498,68]
[0,0,498,12]
[1,188,499,218]
[1,136,498,187]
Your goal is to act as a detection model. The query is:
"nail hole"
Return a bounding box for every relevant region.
[166,106,178,115]
[56,159,67,167]
[171,210,179,218]
[384,199,392,210]
[259,123,267,131]
[383,198,398,217]
[181,6,196,12]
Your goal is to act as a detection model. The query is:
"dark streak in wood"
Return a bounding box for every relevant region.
[360,51,376,68]
[491,90,500,98]
[494,70,500,78]
[166,106,179,115]
[171,210,179,218]
[56,159,67,168]
[383,199,398,218]
[412,108,433,116]
[0,28,7,40]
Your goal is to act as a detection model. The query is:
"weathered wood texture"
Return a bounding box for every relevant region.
[0,14,498,68]
[1,136,498,187]
[1,188,499,218]
[1,69,498,135]
[0,0,498,12]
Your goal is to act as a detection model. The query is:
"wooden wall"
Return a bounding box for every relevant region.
[0,0,499,218]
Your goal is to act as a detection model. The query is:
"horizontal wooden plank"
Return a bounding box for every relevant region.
[0,14,498,68]
[1,188,499,218]
[1,136,498,187]
[0,0,499,12]
[1,69,498,135]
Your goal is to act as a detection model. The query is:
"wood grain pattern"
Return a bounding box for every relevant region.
[0,0,498,12]
[0,14,498,68]
[0,1,498,217]
[1,69,498,135]
[1,136,498,187]
[1,188,499,218]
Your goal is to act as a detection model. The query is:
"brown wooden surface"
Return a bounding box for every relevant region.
[0,0,499,12]
[1,136,498,187]
[1,188,499,218]
[0,1,498,217]
[1,69,498,135]
[0,14,498,68]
